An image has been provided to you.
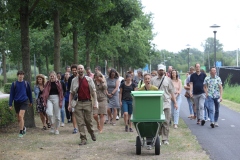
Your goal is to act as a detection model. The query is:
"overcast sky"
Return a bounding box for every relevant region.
[141,0,240,53]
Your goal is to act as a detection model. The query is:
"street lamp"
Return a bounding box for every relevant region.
[210,24,220,67]
[186,44,191,71]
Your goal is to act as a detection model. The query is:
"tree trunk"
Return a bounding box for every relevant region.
[53,10,61,72]
[20,0,35,128]
[46,54,49,74]
[2,50,7,84]
[85,31,90,67]
[73,26,78,64]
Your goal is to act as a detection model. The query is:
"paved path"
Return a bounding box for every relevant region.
[180,93,240,160]
[0,91,9,99]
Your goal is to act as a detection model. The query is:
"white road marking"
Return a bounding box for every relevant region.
[230,125,235,127]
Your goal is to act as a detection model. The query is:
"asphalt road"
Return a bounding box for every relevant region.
[180,93,240,160]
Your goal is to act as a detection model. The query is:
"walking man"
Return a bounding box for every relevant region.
[151,64,177,145]
[68,65,98,145]
[190,63,206,125]
[9,70,33,137]
[204,67,223,127]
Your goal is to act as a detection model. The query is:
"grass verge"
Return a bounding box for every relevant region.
[0,116,209,160]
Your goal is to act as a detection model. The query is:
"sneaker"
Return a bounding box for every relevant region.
[207,118,210,121]
[125,125,128,132]
[162,140,169,145]
[129,128,133,132]
[210,123,215,128]
[174,124,178,129]
[55,130,59,135]
[61,123,65,127]
[50,128,55,134]
[116,116,119,120]
[23,127,26,135]
[90,133,96,141]
[215,122,219,127]
[72,128,78,134]
[18,133,24,138]
[201,120,205,126]
[79,140,87,145]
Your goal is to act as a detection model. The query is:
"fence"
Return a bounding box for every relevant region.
[219,66,240,86]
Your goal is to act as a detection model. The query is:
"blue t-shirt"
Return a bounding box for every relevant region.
[190,72,206,95]
[9,80,33,106]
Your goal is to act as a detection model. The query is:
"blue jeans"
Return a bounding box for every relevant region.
[122,100,133,114]
[171,95,182,125]
[61,99,65,123]
[186,97,193,115]
[205,97,215,123]
[212,98,220,122]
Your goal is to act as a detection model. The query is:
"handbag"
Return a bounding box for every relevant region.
[184,91,190,98]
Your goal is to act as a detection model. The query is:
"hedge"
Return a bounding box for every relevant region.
[4,81,35,94]
[0,98,17,127]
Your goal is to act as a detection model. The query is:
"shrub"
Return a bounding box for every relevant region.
[0,98,17,127]
[4,83,12,94]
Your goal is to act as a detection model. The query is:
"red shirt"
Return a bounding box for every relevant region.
[78,77,91,100]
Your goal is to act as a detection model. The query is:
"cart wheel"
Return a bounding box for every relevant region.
[155,136,160,155]
[136,136,141,155]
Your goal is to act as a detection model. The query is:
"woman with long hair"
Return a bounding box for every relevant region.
[34,74,49,130]
[170,70,182,129]
[119,73,137,132]
[106,68,120,125]
[42,71,63,135]
[93,72,108,133]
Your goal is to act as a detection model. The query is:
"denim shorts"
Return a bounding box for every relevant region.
[122,100,133,114]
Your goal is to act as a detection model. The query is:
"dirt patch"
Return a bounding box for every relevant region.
[0,116,209,160]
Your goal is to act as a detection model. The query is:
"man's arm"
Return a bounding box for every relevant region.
[189,82,193,97]
[203,84,208,97]
[219,84,223,102]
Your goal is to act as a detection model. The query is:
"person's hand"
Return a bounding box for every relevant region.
[120,101,122,107]
[190,93,193,98]
[108,94,113,98]
[9,106,12,110]
[29,103,32,107]
[93,105,97,109]
[68,105,72,112]
[174,103,178,110]
[219,97,222,102]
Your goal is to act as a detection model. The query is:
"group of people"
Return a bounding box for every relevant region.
[8,62,222,146]
[184,63,223,128]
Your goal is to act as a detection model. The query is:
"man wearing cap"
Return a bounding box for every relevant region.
[151,64,177,145]
[133,68,143,88]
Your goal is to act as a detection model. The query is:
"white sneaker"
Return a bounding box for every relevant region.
[207,118,210,121]
[116,116,119,120]
[163,140,169,145]
[55,130,59,135]
[215,122,219,127]
[61,123,65,127]
[50,128,55,134]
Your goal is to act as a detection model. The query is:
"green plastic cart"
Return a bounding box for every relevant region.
[131,91,165,155]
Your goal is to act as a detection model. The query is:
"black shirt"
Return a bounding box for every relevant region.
[190,72,206,94]
[120,82,136,100]
[67,75,75,91]
[49,82,59,95]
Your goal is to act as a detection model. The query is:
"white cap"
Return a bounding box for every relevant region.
[158,64,166,71]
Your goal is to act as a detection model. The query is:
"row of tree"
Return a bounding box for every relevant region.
[0,0,154,83]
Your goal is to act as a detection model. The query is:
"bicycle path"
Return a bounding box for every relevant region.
[180,94,240,160]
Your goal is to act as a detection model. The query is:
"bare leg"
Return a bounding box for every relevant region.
[93,114,100,131]
[128,114,132,128]
[112,108,117,124]
[99,114,105,133]
[72,113,77,129]
[18,110,26,131]
[107,108,112,123]
[39,112,46,127]
[124,112,128,125]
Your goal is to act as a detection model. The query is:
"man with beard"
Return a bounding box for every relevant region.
[67,64,78,133]
[68,65,98,145]
[151,64,177,145]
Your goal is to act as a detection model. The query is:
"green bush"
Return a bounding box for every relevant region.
[4,83,12,94]
[0,98,17,127]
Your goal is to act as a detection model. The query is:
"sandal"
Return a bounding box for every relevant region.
[42,126,47,130]
[129,128,133,132]
[110,119,113,124]
[104,120,108,124]
[47,123,51,128]
[97,123,101,131]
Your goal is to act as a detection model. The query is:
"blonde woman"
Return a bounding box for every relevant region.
[34,74,49,130]
[42,71,63,135]
[93,72,108,133]
[170,69,182,129]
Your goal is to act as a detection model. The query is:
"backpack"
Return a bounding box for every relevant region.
[14,81,28,90]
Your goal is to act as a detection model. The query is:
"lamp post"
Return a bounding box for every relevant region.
[186,44,191,71]
[210,24,220,67]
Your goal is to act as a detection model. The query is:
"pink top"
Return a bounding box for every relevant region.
[87,73,94,79]
[172,79,182,97]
